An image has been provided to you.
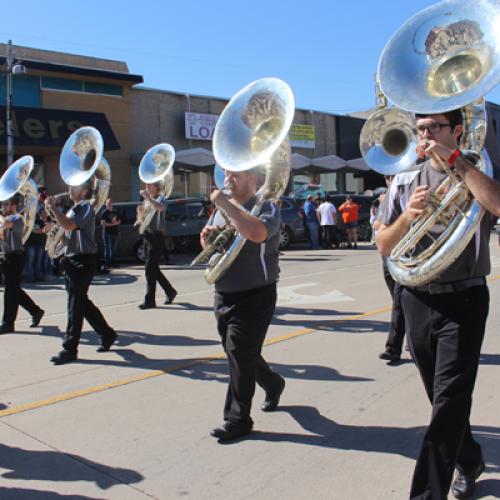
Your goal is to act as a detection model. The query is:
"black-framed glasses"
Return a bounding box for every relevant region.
[416,122,451,136]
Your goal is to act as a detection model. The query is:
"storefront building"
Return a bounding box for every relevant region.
[2,44,499,201]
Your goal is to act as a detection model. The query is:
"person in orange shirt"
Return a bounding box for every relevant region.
[338,196,360,248]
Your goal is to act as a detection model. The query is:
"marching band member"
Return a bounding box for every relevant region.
[377,109,500,499]
[201,168,285,442]
[47,182,117,365]
[0,195,44,334]
[138,183,177,309]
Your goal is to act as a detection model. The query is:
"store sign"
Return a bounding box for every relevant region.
[185,112,219,140]
[289,124,315,149]
[0,106,120,150]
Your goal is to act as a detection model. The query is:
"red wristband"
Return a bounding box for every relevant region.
[447,149,461,166]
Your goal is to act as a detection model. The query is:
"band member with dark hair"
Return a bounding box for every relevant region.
[47,183,117,365]
[377,108,500,499]
[0,195,44,334]
[138,183,177,309]
[201,168,285,442]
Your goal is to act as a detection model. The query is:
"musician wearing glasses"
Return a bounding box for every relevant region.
[377,108,500,499]
[0,195,45,335]
[201,168,285,442]
[137,183,177,309]
[46,182,117,365]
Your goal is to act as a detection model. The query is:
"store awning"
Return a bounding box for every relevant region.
[290,153,312,171]
[311,154,347,171]
[345,157,370,171]
[175,148,215,168]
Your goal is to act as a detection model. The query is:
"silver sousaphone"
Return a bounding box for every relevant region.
[46,126,111,258]
[361,0,499,287]
[0,155,38,243]
[191,77,294,284]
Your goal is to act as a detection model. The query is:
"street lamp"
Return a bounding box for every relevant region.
[5,40,27,167]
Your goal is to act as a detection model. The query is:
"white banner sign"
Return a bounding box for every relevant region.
[185,112,219,140]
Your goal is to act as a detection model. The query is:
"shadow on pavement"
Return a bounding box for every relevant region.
[171,358,373,384]
[0,443,143,490]
[28,328,219,349]
[0,487,103,499]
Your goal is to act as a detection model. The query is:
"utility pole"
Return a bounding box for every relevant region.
[4,40,26,167]
[6,40,14,167]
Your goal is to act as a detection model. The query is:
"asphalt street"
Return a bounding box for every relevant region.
[0,241,499,499]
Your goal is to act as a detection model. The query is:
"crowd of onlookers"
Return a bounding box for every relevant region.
[301,193,365,250]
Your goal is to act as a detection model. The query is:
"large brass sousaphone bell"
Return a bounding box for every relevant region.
[191,77,295,284]
[46,126,111,258]
[0,156,38,243]
[135,143,175,235]
[362,0,499,287]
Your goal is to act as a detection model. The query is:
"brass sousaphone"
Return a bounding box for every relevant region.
[46,126,111,258]
[0,155,38,243]
[360,0,500,287]
[191,77,295,284]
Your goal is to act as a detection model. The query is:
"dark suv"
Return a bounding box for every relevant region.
[97,198,209,261]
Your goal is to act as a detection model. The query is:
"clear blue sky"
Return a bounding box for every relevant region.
[3,0,499,114]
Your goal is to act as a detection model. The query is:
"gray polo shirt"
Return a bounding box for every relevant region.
[144,195,167,234]
[209,197,281,294]
[0,215,24,253]
[64,201,97,256]
[381,159,491,283]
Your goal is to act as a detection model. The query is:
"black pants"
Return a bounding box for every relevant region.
[2,252,41,326]
[144,232,176,305]
[62,255,115,354]
[214,283,283,426]
[402,285,489,500]
[321,225,341,248]
[383,263,406,354]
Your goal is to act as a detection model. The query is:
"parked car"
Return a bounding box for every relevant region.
[279,196,306,249]
[327,193,375,242]
[292,183,326,201]
[96,198,209,262]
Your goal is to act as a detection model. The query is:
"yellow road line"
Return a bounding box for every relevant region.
[1,275,498,419]
[0,307,390,419]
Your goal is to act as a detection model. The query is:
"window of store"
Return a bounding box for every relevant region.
[0,75,41,107]
[41,77,122,97]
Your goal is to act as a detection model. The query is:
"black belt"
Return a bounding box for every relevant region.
[411,276,486,295]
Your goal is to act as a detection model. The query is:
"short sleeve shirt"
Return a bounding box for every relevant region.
[144,195,167,234]
[64,201,97,256]
[317,202,337,226]
[338,202,360,224]
[100,208,120,235]
[209,197,281,293]
[381,160,491,283]
[0,215,24,253]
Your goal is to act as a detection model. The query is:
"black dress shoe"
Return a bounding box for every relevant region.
[451,461,485,498]
[210,422,253,442]
[0,324,14,334]
[50,350,77,365]
[164,290,178,305]
[97,331,118,352]
[379,350,401,362]
[138,303,156,310]
[261,376,286,412]
[30,309,45,327]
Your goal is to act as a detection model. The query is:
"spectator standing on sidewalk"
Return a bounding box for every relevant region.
[338,196,360,248]
[303,195,320,249]
[317,196,339,248]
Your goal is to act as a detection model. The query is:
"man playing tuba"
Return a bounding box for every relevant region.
[202,167,285,442]
[376,108,500,499]
[0,194,45,334]
[47,182,117,365]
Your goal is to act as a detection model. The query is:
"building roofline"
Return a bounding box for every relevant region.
[132,85,366,119]
[0,56,143,84]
